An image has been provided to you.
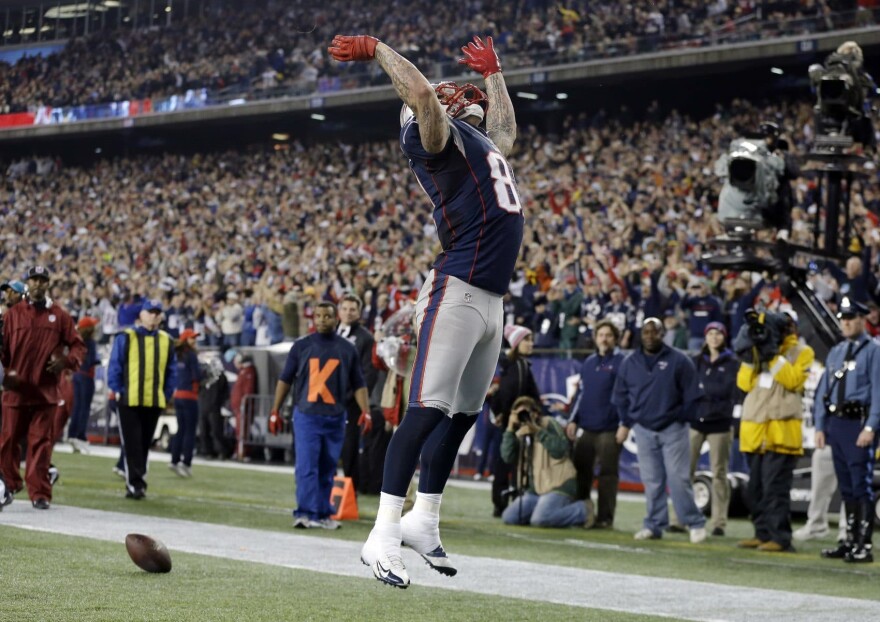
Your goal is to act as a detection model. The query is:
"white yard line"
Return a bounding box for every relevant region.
[1,503,876,622]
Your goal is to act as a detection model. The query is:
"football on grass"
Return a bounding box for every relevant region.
[125,534,172,573]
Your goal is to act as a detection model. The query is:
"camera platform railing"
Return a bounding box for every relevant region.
[702,227,784,272]
[799,140,872,258]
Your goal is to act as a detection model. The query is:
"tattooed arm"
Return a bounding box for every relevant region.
[458,36,516,156]
[484,72,516,157]
[374,43,449,154]
[328,35,448,153]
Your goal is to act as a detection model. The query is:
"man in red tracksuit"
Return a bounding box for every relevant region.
[0,266,86,509]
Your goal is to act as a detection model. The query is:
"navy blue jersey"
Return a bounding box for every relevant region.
[279,332,366,416]
[401,117,524,295]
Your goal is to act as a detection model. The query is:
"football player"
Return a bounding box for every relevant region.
[329,34,523,588]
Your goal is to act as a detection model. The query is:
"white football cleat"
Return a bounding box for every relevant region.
[371,553,410,589]
[361,522,409,588]
[401,510,457,576]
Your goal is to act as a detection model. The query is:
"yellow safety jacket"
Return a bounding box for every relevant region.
[737,334,814,455]
[121,328,172,408]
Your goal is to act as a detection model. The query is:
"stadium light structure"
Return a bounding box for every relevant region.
[45,3,109,19]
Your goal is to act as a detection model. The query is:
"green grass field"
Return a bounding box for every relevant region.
[2,451,879,621]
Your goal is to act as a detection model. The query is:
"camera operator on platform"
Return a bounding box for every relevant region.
[734,309,814,552]
[813,298,880,563]
[500,395,590,528]
[809,40,876,150]
[759,122,800,239]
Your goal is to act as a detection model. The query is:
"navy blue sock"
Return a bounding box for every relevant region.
[381,406,445,496]
[418,412,477,494]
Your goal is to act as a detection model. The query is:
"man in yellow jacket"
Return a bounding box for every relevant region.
[733,309,814,552]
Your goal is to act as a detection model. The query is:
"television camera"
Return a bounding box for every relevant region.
[808,41,874,149]
[733,309,792,364]
[703,42,876,359]
[715,132,785,228]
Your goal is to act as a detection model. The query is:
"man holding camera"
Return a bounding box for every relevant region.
[813,298,880,563]
[734,309,814,552]
[500,396,589,527]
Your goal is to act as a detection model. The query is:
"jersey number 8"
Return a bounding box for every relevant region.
[487,151,522,213]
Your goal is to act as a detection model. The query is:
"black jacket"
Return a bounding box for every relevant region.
[692,349,738,434]
[339,322,377,412]
[490,353,542,428]
[198,364,230,416]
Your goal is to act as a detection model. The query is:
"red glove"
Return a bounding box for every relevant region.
[458,35,501,78]
[384,408,399,429]
[328,35,379,62]
[358,411,373,435]
[268,409,284,435]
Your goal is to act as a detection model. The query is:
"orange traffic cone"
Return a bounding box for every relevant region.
[330,476,359,520]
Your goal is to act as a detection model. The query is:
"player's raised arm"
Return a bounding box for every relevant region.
[459,36,516,157]
[328,35,449,153]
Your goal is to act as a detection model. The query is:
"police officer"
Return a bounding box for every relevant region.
[814,297,880,563]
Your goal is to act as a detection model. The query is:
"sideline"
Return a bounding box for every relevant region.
[53,442,645,499]
[1,503,876,621]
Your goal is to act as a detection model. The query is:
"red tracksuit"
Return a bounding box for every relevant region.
[1,301,85,502]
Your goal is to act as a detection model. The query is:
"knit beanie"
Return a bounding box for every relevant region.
[504,325,532,351]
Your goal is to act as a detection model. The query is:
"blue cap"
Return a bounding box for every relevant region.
[837,297,868,319]
[141,298,164,313]
[0,280,26,294]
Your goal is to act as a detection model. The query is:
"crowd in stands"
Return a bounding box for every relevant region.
[3,94,880,350]
[0,0,871,112]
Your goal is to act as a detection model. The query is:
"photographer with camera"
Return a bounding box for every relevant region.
[759,121,800,239]
[500,396,590,528]
[813,298,880,564]
[734,309,814,553]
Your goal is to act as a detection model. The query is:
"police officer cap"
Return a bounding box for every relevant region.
[141,298,164,313]
[25,265,50,281]
[837,297,868,319]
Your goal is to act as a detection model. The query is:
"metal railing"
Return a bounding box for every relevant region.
[238,393,291,458]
